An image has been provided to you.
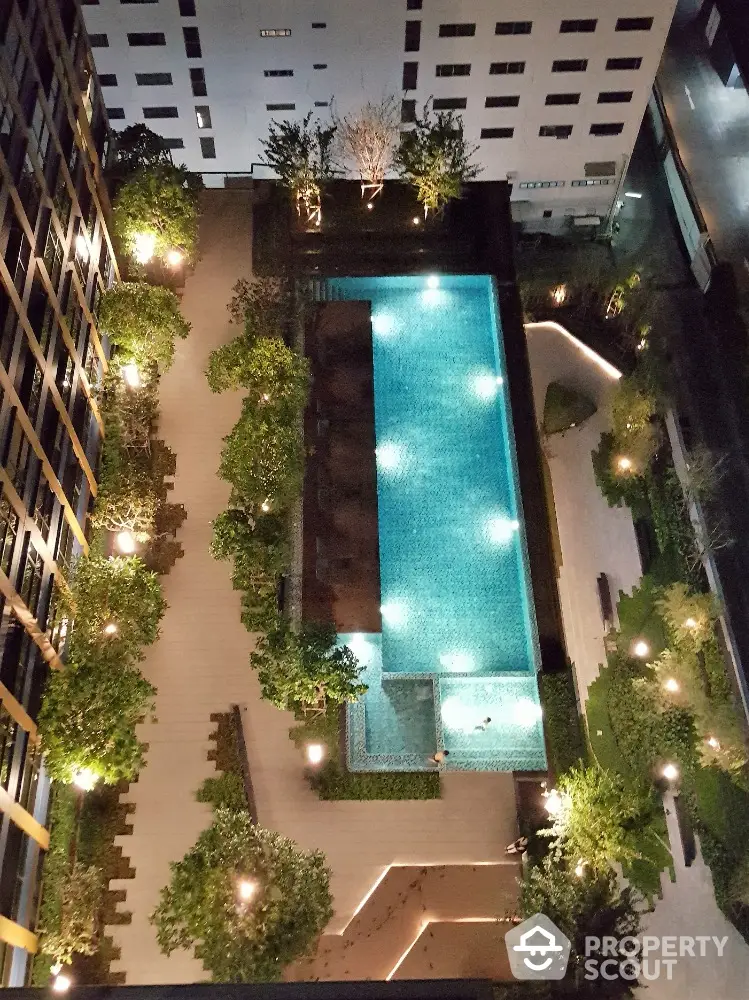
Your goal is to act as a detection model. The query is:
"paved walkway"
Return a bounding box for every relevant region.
[525,322,642,700]
[658,25,749,304]
[107,190,521,984]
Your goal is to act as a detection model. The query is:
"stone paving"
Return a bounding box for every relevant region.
[106,191,520,984]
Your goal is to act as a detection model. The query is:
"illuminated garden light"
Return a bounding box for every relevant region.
[306,743,325,765]
[543,788,563,817]
[132,231,156,265]
[260,499,271,513]
[412,216,421,226]
[75,232,90,261]
[167,249,183,267]
[72,767,98,792]
[617,456,633,473]
[52,974,72,993]
[115,530,136,554]
[663,678,679,693]
[684,617,698,630]
[103,622,118,636]
[121,363,141,389]
[574,860,585,878]
[662,763,679,782]
[632,639,650,659]
[707,736,720,750]
[550,284,567,306]
[237,878,258,903]
[366,202,374,211]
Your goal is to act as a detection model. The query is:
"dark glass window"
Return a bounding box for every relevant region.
[552,59,588,72]
[107,107,126,119]
[590,122,624,136]
[495,21,532,35]
[401,99,416,124]
[128,32,167,46]
[436,64,471,77]
[179,0,197,14]
[546,93,581,105]
[183,26,201,57]
[190,67,207,95]
[405,21,421,51]
[490,61,525,75]
[432,97,467,110]
[136,72,173,85]
[98,73,118,86]
[439,24,476,37]
[143,106,179,118]
[598,90,633,103]
[485,95,519,108]
[402,62,418,90]
[266,103,295,111]
[560,19,597,32]
[164,137,185,149]
[200,136,216,158]
[481,127,514,138]
[264,69,294,78]
[606,57,642,70]
[539,124,573,138]
[616,17,653,31]
[407,0,422,8]
[88,33,109,47]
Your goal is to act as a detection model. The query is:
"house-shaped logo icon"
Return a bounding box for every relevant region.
[506,913,572,980]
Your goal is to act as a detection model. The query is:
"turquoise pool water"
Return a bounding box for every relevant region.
[325,275,546,772]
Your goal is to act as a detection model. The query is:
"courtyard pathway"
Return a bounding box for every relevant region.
[107,190,520,984]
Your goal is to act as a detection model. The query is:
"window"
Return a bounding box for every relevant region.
[266,103,295,111]
[432,97,467,110]
[546,93,580,105]
[190,67,207,95]
[439,24,476,37]
[313,63,327,69]
[403,62,418,89]
[490,61,525,75]
[519,180,565,189]
[128,32,166,45]
[136,72,173,85]
[89,33,109,47]
[179,0,197,14]
[560,19,597,32]
[571,178,612,186]
[598,90,633,103]
[401,99,416,123]
[195,105,211,128]
[264,69,294,77]
[143,106,179,118]
[99,73,118,86]
[106,107,126,119]
[485,95,519,108]
[495,21,532,35]
[200,136,215,158]
[590,122,624,136]
[405,21,421,51]
[585,160,616,176]
[164,138,185,149]
[552,59,588,72]
[260,29,291,37]
[616,17,653,31]
[311,22,326,29]
[543,210,553,219]
[540,124,573,138]
[481,127,514,138]
[606,57,642,70]
[183,26,202,57]
[407,0,422,8]
[436,64,471,77]
[314,101,328,107]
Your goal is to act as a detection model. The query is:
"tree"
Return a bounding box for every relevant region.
[151,807,333,981]
[656,582,717,653]
[335,97,400,199]
[395,103,480,216]
[227,277,292,341]
[520,852,641,996]
[61,554,166,664]
[542,765,658,872]
[609,375,660,473]
[591,432,649,515]
[206,335,309,413]
[260,113,336,224]
[90,478,159,541]
[38,657,156,785]
[39,862,102,967]
[218,397,305,512]
[250,623,366,712]
[112,164,202,265]
[110,123,173,180]
[211,509,289,591]
[99,282,190,371]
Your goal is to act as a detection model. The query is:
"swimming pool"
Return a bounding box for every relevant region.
[325,275,546,772]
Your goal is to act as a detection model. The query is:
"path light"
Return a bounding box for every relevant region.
[237,878,258,903]
[115,530,136,554]
[167,249,183,267]
[103,622,118,636]
[617,456,633,473]
[550,284,567,306]
[662,763,679,782]
[73,767,97,792]
[543,788,563,817]
[52,974,72,993]
[574,860,585,878]
[260,393,270,403]
[412,216,421,226]
[664,678,679,693]
[707,736,720,750]
[132,231,156,265]
[306,743,325,765]
[260,499,271,513]
[51,964,63,977]
[121,363,141,389]
[632,639,650,659]
[684,617,698,630]
[366,202,374,211]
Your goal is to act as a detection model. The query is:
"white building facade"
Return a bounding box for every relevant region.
[81,0,676,226]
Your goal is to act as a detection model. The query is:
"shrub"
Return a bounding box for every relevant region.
[591,432,649,514]
[227,277,292,340]
[260,112,336,217]
[151,808,333,982]
[38,862,103,967]
[196,773,247,813]
[543,383,597,435]
[538,670,587,776]
[207,336,309,413]
[99,282,190,371]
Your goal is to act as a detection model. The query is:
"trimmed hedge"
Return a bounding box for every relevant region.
[538,670,587,777]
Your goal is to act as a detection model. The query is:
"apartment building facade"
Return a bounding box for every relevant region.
[0,0,114,981]
[81,0,676,226]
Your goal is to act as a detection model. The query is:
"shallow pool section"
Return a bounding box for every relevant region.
[324,276,546,772]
